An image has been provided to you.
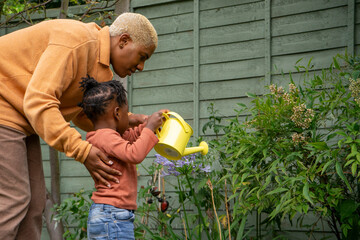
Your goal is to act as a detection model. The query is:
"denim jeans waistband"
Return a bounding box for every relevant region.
[91,203,135,213]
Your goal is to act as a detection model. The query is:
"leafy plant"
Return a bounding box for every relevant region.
[52,189,93,240]
[208,53,360,239]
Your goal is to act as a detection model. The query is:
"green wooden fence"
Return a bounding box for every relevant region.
[1,0,359,239]
[128,0,359,239]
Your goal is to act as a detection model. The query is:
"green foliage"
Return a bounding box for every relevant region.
[51,53,360,240]
[136,153,223,240]
[0,0,116,27]
[52,189,93,240]
[209,53,360,239]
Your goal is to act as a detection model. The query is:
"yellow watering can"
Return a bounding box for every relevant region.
[154,112,208,160]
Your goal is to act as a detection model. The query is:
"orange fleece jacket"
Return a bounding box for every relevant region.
[0,19,113,162]
[86,125,159,210]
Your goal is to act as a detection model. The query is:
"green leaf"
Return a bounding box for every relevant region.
[246,92,257,98]
[236,215,247,240]
[351,163,357,177]
[295,58,303,64]
[335,161,352,192]
[266,188,288,195]
[308,142,329,150]
[352,70,360,79]
[302,182,314,205]
[333,56,341,70]
[339,200,359,220]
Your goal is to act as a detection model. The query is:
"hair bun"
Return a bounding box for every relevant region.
[79,75,99,92]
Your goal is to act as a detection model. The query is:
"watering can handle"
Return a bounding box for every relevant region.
[155,113,169,138]
[155,111,190,137]
[164,111,191,133]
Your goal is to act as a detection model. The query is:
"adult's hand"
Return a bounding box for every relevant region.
[129,113,148,128]
[83,146,121,188]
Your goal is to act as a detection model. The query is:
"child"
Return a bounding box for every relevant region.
[78,76,167,240]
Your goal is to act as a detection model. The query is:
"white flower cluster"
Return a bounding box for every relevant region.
[269,83,299,105]
[349,78,360,105]
[290,104,315,129]
[291,132,305,143]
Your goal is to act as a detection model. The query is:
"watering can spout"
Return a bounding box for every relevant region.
[183,141,209,157]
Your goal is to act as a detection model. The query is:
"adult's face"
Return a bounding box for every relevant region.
[110,33,156,78]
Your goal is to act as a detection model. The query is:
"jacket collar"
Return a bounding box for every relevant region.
[98,26,110,67]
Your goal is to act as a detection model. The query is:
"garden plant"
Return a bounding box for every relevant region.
[54,53,360,240]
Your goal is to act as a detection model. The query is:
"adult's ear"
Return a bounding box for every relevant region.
[118,33,131,47]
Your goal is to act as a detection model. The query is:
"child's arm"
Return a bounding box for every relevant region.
[122,123,147,143]
[95,110,167,164]
[97,128,158,164]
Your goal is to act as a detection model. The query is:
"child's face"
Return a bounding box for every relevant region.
[116,103,129,134]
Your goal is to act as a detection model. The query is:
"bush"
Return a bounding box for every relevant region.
[212,53,360,239]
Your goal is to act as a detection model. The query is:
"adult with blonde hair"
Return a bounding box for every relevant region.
[0,12,157,240]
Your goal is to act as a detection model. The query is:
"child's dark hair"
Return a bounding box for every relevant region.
[78,75,127,121]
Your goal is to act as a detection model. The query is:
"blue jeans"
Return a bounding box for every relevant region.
[87,203,135,240]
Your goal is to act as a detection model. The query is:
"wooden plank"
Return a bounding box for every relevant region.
[132,102,193,118]
[60,160,91,177]
[199,0,260,11]
[60,177,94,193]
[200,39,265,64]
[272,0,347,18]
[271,70,325,88]
[200,58,265,82]
[156,31,193,52]
[150,13,193,35]
[132,66,193,88]
[41,228,50,240]
[272,48,345,74]
[41,145,50,160]
[199,116,248,136]
[200,1,265,29]
[272,6,347,37]
[199,78,264,100]
[348,0,355,55]
[265,0,271,89]
[43,161,50,177]
[194,0,200,138]
[144,48,193,70]
[200,20,264,47]
[131,0,180,8]
[272,27,347,56]
[133,0,193,18]
[132,84,193,105]
[200,98,253,118]
[274,232,336,239]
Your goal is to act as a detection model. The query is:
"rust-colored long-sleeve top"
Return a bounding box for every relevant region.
[86,125,158,210]
[0,19,113,162]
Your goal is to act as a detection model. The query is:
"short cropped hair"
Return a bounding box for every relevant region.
[109,12,158,48]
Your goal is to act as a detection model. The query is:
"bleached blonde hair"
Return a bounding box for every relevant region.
[109,12,158,48]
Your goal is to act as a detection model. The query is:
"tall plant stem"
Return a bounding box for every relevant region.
[178,178,191,240]
[224,179,231,240]
[207,179,222,240]
[185,173,211,240]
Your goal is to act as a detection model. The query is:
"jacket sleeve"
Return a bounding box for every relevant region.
[101,128,158,164]
[72,110,94,133]
[23,45,91,163]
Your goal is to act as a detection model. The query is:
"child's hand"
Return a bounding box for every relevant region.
[146,109,169,132]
